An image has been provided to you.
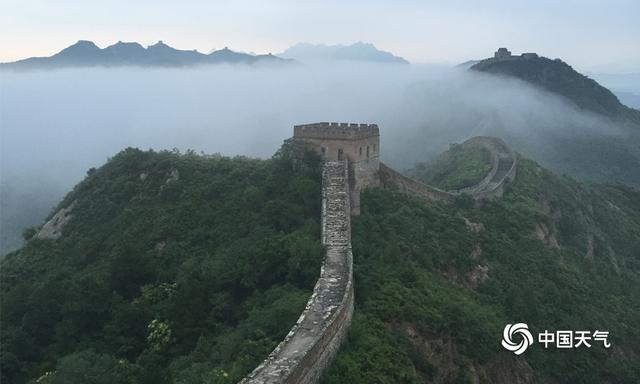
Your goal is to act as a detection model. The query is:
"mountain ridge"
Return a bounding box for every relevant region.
[3,141,640,383]
[279,42,409,64]
[0,40,292,70]
[470,50,640,124]
[1,40,411,70]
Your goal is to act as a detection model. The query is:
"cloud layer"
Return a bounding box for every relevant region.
[0,63,629,253]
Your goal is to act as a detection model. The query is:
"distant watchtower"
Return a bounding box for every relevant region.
[293,122,380,215]
[494,47,512,60]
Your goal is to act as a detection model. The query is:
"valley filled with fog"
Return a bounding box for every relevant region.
[0,63,635,254]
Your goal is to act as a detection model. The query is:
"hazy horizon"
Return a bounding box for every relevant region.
[1,0,639,73]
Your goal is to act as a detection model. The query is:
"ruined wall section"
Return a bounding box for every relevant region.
[240,160,354,384]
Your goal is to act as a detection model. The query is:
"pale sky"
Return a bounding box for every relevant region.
[1,0,639,72]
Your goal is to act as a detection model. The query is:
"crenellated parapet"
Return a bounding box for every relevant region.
[294,122,380,215]
[294,122,379,141]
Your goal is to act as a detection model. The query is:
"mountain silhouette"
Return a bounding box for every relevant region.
[279,42,409,64]
[0,40,291,70]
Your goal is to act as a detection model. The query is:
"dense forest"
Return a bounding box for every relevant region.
[1,143,324,384]
[2,141,640,383]
[323,156,640,383]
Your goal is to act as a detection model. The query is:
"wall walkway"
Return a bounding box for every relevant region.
[240,161,354,384]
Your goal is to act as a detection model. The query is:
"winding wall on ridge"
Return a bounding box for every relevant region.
[380,136,517,202]
[240,134,516,384]
[240,161,354,384]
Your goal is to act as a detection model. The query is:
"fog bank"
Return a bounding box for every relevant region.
[0,63,629,253]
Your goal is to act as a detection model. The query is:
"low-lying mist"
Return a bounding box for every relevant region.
[0,63,632,254]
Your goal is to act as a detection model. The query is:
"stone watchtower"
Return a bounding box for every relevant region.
[494,47,512,60]
[293,122,380,215]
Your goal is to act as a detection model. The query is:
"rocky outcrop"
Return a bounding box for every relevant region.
[240,161,354,384]
[35,201,76,240]
[534,223,560,249]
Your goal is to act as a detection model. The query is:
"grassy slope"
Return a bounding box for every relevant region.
[323,157,640,383]
[1,144,323,384]
[407,144,492,191]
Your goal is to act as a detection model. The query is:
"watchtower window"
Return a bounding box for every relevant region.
[373,144,377,153]
[359,147,363,157]
[321,147,326,157]
[366,146,370,158]
[338,148,344,161]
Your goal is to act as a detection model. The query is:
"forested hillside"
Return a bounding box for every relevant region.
[1,144,324,384]
[471,55,640,123]
[469,54,640,189]
[324,157,640,383]
[3,141,640,384]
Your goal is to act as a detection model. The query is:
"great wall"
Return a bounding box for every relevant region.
[240,123,517,384]
[240,160,354,384]
[379,136,517,202]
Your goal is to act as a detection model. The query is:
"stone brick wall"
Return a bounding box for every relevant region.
[379,162,456,202]
[239,160,354,384]
[294,122,378,141]
[239,132,516,384]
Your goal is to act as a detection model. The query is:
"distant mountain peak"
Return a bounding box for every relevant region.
[280,42,409,64]
[352,41,374,47]
[51,40,104,64]
[57,40,100,54]
[471,48,640,123]
[110,41,142,47]
[148,40,172,49]
[106,41,144,50]
[74,40,99,48]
